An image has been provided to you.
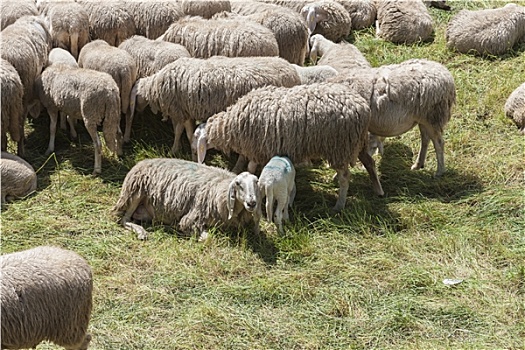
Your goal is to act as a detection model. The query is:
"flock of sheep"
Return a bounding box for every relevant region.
[1,0,524,349]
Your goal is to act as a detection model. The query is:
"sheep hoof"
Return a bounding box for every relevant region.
[44,149,53,156]
[331,204,344,213]
[198,230,209,242]
[411,163,424,171]
[92,169,101,176]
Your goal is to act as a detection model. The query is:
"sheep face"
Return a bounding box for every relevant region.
[227,172,260,220]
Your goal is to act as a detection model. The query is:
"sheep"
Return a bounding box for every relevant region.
[292,63,339,84]
[301,1,353,41]
[1,245,92,350]
[194,83,384,212]
[258,156,296,233]
[118,35,191,79]
[76,0,136,47]
[446,3,525,56]
[0,15,52,156]
[0,59,24,152]
[0,152,37,204]
[374,0,434,44]
[34,64,123,175]
[124,0,184,40]
[159,15,279,59]
[230,1,309,65]
[78,40,138,143]
[39,0,90,59]
[329,58,456,177]
[335,0,377,30]
[424,1,450,11]
[505,82,525,134]
[0,0,38,30]
[130,56,301,154]
[112,158,261,240]
[309,33,371,72]
[179,0,231,18]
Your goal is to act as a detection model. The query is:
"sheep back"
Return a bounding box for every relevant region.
[1,245,92,350]
[0,0,38,30]
[505,82,525,133]
[125,1,184,39]
[306,1,353,42]
[335,0,377,29]
[0,152,37,203]
[181,0,231,18]
[1,59,24,148]
[162,16,279,58]
[316,38,371,72]
[206,83,372,169]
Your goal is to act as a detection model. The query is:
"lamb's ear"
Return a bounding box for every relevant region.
[227,180,237,220]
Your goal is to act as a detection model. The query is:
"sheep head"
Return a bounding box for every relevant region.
[309,34,328,64]
[301,4,329,36]
[193,123,214,164]
[227,172,260,220]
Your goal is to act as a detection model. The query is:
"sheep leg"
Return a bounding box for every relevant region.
[411,124,430,172]
[45,110,59,156]
[64,333,91,350]
[274,196,287,233]
[247,160,258,174]
[265,190,274,223]
[283,183,296,221]
[232,155,248,174]
[333,167,350,212]
[84,121,102,175]
[171,120,184,154]
[421,125,446,177]
[184,120,195,149]
[123,109,133,143]
[358,150,384,196]
[59,111,67,130]
[120,196,149,240]
[68,116,78,139]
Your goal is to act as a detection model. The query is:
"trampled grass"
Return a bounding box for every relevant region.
[1,1,524,349]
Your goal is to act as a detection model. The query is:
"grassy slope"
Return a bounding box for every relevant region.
[2,1,524,349]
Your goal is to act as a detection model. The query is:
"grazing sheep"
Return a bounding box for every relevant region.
[194,83,384,211]
[180,0,231,18]
[118,35,191,79]
[309,33,371,72]
[329,58,456,176]
[130,56,301,154]
[76,0,136,46]
[1,245,92,350]
[335,0,377,30]
[78,40,138,143]
[39,0,90,59]
[374,0,434,44]
[160,15,279,58]
[230,1,309,65]
[113,158,261,240]
[301,0,353,41]
[124,0,184,39]
[505,82,525,134]
[446,3,525,56]
[34,64,123,174]
[0,152,37,204]
[292,64,339,84]
[0,59,24,152]
[0,15,52,156]
[0,0,38,30]
[258,156,296,233]
[47,47,78,68]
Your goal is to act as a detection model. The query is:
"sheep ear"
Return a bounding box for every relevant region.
[227,180,237,220]
[196,129,208,164]
[304,7,318,35]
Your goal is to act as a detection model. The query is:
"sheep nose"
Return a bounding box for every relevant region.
[246,201,257,209]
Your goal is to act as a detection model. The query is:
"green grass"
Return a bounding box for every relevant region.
[2,1,524,349]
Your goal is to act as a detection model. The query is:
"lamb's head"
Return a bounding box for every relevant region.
[301,4,329,36]
[309,34,326,64]
[227,172,261,220]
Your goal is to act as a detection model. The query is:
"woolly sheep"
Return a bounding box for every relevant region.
[113,158,261,240]
[130,56,301,154]
[446,3,525,56]
[180,0,231,18]
[258,156,296,233]
[0,59,24,152]
[301,1,353,41]
[39,0,90,59]
[78,40,138,143]
[34,64,123,174]
[76,0,136,46]
[194,83,384,211]
[124,0,184,39]
[374,0,434,44]
[335,0,377,30]
[1,245,92,350]
[230,1,309,65]
[309,33,371,72]
[160,15,279,58]
[505,82,525,134]
[292,63,339,84]
[118,35,191,79]
[0,152,37,204]
[0,15,52,156]
[329,58,456,176]
[0,0,38,30]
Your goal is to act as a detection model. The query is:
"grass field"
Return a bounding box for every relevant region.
[1,1,524,349]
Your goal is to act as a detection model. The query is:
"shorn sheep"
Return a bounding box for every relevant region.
[34,64,123,174]
[78,40,138,143]
[0,59,24,152]
[374,0,434,44]
[0,152,37,204]
[113,158,261,240]
[505,82,525,134]
[446,3,525,56]
[130,56,301,154]
[194,83,384,212]
[118,35,191,79]
[1,246,92,350]
[258,156,296,233]
[159,15,279,58]
[329,58,456,176]
[309,33,371,72]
